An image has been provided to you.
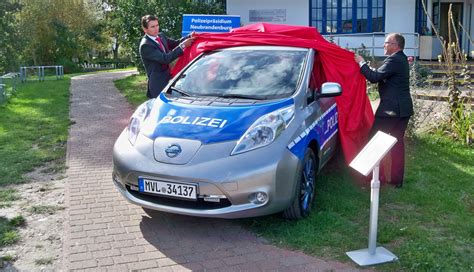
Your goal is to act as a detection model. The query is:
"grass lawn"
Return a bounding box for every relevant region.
[114,73,148,107]
[0,76,71,250]
[0,77,70,186]
[115,74,473,271]
[241,136,473,271]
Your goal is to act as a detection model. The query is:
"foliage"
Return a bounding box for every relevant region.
[0,215,25,247]
[0,77,70,185]
[420,1,473,145]
[449,102,473,144]
[28,205,64,215]
[2,0,225,74]
[409,62,431,87]
[351,43,379,99]
[0,77,20,105]
[0,189,19,208]
[15,0,105,71]
[34,257,54,265]
[0,0,22,74]
[431,102,473,145]
[240,134,474,271]
[406,62,436,137]
[110,0,225,72]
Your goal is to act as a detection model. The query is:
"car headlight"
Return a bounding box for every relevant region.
[127,100,153,145]
[231,104,295,155]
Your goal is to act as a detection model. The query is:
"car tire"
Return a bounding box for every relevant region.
[283,148,317,220]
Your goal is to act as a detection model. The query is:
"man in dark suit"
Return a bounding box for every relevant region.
[355,33,414,188]
[139,15,195,98]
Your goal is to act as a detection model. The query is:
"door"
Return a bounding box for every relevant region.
[436,2,463,44]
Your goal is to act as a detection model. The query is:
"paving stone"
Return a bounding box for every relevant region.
[127,259,158,271]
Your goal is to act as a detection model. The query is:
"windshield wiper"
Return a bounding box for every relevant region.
[203,93,265,100]
[170,86,190,97]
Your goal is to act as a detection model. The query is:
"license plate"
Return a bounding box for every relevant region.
[138,178,197,200]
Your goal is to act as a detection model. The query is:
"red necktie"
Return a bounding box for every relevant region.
[155,36,166,52]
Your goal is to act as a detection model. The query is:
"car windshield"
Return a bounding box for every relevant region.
[172,47,308,100]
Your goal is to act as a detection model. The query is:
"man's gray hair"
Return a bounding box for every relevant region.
[391,33,405,50]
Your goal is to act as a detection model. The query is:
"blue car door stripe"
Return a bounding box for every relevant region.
[287,104,338,157]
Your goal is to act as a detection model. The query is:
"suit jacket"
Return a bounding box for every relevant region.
[360,51,414,118]
[139,33,187,98]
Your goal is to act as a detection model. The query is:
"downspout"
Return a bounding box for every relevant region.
[468,3,472,56]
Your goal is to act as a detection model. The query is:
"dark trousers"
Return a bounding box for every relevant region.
[370,116,410,186]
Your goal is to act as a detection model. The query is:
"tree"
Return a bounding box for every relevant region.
[17,0,106,71]
[111,0,225,71]
[99,0,125,60]
[0,0,22,73]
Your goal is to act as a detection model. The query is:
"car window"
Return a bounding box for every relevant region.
[173,48,308,100]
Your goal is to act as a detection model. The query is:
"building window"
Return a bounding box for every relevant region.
[415,0,429,35]
[310,0,385,34]
[372,0,384,32]
[357,0,368,32]
[342,0,353,33]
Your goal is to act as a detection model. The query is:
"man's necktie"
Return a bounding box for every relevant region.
[155,36,166,52]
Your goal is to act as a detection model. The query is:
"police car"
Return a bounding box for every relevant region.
[112,45,341,219]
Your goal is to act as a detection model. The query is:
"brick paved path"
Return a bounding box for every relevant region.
[64,71,359,271]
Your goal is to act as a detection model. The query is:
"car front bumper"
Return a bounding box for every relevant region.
[112,129,301,219]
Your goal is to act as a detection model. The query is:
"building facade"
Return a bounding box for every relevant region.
[226,0,474,59]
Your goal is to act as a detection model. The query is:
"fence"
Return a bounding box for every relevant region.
[0,72,20,103]
[20,65,64,82]
[323,32,420,59]
[81,61,133,71]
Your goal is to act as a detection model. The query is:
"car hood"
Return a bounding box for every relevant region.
[140,93,294,144]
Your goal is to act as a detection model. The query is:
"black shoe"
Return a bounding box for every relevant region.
[391,183,402,188]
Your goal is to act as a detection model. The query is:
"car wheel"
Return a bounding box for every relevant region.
[283,148,317,219]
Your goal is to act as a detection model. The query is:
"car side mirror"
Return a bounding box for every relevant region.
[316,82,342,98]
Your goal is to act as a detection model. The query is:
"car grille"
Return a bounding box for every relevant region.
[126,185,232,210]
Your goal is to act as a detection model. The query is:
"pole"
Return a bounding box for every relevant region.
[346,162,398,266]
[368,164,380,255]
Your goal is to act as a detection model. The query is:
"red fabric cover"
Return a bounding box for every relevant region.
[172,23,374,162]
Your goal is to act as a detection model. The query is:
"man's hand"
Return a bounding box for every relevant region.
[180,37,195,49]
[355,54,365,64]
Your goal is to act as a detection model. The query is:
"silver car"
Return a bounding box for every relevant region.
[113,45,341,219]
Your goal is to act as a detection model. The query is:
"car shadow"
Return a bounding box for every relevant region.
[138,209,269,270]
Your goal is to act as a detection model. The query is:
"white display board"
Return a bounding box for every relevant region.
[349,131,397,176]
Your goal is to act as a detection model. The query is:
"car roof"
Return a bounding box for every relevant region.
[217,45,309,52]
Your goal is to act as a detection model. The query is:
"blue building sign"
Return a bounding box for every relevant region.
[182,14,241,37]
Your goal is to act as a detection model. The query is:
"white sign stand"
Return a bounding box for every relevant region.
[346,131,399,266]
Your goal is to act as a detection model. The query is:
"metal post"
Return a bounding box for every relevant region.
[0,84,5,103]
[346,162,398,266]
[20,67,25,82]
[368,165,380,255]
[12,74,17,92]
[372,33,375,58]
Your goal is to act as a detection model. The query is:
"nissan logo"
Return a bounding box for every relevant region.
[165,144,182,158]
